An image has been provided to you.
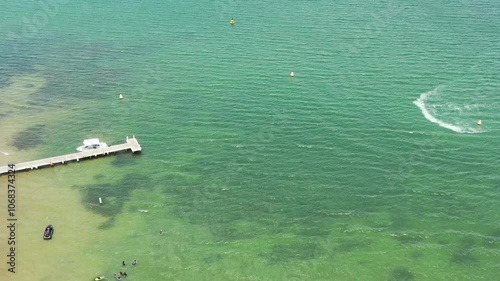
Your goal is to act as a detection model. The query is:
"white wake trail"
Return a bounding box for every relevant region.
[414,88,481,134]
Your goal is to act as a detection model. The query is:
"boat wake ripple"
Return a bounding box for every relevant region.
[414,87,482,134]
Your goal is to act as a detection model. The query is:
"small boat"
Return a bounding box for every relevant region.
[77,138,108,152]
[43,225,54,240]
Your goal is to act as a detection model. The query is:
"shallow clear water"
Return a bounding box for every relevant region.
[1,0,500,280]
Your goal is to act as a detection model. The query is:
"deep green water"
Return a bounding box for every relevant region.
[1,0,500,280]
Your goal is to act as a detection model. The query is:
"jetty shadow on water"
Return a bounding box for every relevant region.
[111,153,140,168]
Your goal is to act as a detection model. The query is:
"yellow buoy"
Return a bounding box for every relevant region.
[230,18,235,25]
[477,120,482,126]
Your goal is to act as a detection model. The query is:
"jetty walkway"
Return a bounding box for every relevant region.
[0,136,141,176]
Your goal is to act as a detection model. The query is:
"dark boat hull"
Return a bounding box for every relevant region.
[43,225,54,240]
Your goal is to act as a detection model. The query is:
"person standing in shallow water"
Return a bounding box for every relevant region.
[132,259,137,266]
[122,261,125,266]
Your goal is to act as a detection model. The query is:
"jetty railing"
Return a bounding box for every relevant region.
[0,136,141,176]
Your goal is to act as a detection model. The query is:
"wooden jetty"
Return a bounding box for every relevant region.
[0,136,141,176]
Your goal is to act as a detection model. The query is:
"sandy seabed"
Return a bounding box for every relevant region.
[0,72,112,281]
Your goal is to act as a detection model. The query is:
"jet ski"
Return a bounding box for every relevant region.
[43,224,54,240]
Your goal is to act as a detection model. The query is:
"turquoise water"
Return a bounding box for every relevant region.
[1,0,500,280]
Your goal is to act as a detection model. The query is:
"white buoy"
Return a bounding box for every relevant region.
[99,197,103,205]
[290,72,295,77]
[119,94,124,100]
[477,120,482,126]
